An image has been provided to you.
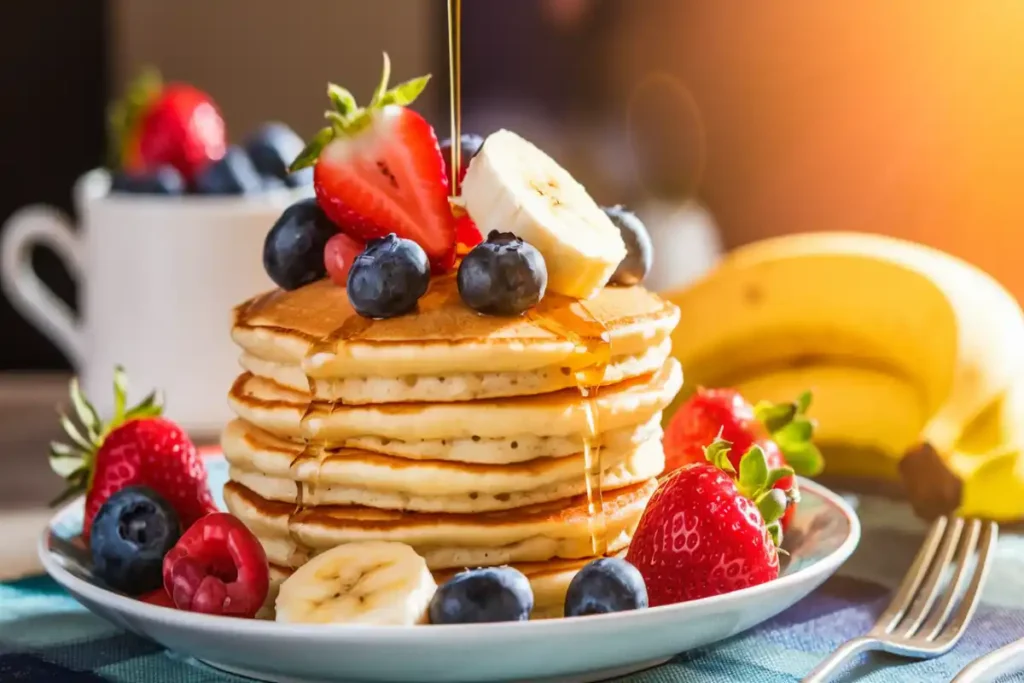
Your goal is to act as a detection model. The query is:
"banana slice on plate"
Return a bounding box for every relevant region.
[461,129,626,300]
[275,541,436,625]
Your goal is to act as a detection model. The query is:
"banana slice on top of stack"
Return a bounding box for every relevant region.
[461,129,627,300]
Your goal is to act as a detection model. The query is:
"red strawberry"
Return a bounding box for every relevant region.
[49,367,217,540]
[455,212,483,250]
[626,438,793,606]
[663,388,823,531]
[663,388,760,474]
[109,70,226,182]
[290,54,456,272]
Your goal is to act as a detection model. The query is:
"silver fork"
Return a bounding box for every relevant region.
[801,515,998,683]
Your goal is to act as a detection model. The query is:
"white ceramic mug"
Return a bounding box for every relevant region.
[0,169,304,438]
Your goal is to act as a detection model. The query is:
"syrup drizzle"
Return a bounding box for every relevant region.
[527,297,611,556]
[447,0,463,196]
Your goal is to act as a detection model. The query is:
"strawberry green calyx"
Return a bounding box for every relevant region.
[290,52,432,173]
[106,67,163,171]
[48,366,163,507]
[703,436,795,548]
[754,390,824,478]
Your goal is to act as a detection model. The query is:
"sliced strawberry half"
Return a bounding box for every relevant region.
[291,54,456,272]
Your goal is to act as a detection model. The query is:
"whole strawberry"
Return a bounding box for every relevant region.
[49,367,217,540]
[662,388,759,473]
[290,53,457,272]
[109,69,226,182]
[626,438,794,606]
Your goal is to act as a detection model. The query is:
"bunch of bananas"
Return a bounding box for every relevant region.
[662,231,1024,522]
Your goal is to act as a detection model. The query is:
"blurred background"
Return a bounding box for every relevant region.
[3,0,1024,371]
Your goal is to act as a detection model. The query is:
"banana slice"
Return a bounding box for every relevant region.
[461,129,626,300]
[275,541,436,625]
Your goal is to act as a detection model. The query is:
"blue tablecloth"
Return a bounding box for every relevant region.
[2,493,1023,682]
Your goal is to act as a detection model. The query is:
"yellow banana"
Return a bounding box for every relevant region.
[731,364,927,481]
[661,231,1024,521]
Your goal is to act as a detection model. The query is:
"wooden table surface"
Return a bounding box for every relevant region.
[0,373,95,581]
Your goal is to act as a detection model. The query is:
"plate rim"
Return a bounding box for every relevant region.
[37,473,860,643]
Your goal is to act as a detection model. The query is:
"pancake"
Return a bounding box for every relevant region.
[227,358,682,443]
[231,275,680,379]
[264,553,626,621]
[237,338,671,403]
[226,437,664,513]
[337,414,661,463]
[224,478,656,570]
[223,418,662,492]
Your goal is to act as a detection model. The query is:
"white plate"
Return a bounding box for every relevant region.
[39,457,860,683]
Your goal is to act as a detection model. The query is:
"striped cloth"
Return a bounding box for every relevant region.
[2,494,1023,682]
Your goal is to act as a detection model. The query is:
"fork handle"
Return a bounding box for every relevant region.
[801,637,881,683]
[951,638,1024,683]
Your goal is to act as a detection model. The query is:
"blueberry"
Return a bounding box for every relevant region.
[89,486,181,595]
[428,567,534,624]
[194,146,264,195]
[564,558,648,617]
[457,231,547,316]
[347,234,430,318]
[110,166,185,195]
[263,198,337,290]
[244,122,312,187]
[440,134,485,187]
[603,206,653,286]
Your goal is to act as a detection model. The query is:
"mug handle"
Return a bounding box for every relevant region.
[0,205,85,367]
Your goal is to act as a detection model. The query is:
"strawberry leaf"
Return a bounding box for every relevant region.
[106,67,162,170]
[754,400,796,434]
[327,83,357,117]
[766,521,784,549]
[112,365,128,423]
[296,54,433,170]
[48,442,83,478]
[766,465,795,490]
[780,441,824,477]
[381,75,431,107]
[124,390,163,421]
[369,52,393,109]
[703,437,736,473]
[775,416,813,444]
[290,127,335,172]
[755,391,824,477]
[755,488,787,524]
[738,445,769,495]
[69,378,101,441]
[324,111,348,133]
[59,412,92,452]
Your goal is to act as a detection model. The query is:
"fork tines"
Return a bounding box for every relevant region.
[872,515,998,647]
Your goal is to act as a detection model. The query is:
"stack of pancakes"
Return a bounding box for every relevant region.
[222,274,682,619]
